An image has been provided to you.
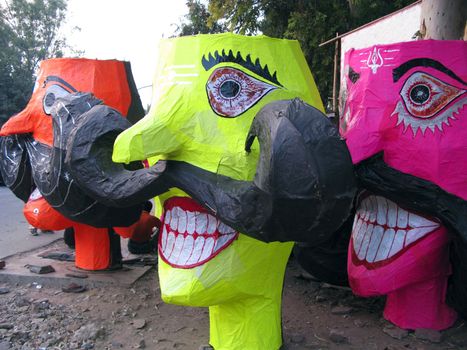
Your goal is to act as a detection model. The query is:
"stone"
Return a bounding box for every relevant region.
[0,324,13,330]
[72,324,105,342]
[382,325,409,340]
[0,288,10,295]
[331,306,353,315]
[315,294,327,302]
[329,329,348,344]
[0,341,10,350]
[353,319,368,328]
[414,328,443,343]
[290,334,305,344]
[137,339,146,348]
[133,319,146,329]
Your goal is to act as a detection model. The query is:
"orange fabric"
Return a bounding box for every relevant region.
[23,196,74,230]
[73,223,110,270]
[114,211,161,242]
[114,221,138,239]
[0,58,132,146]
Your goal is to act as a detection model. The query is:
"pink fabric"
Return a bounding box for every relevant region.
[341,40,467,199]
[342,40,466,330]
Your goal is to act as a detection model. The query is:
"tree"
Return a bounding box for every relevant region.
[180,0,418,102]
[0,0,71,125]
[175,0,226,36]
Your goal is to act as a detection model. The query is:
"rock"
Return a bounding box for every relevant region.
[72,324,105,342]
[0,261,5,269]
[137,339,146,348]
[331,306,353,315]
[199,346,214,350]
[0,288,10,295]
[382,325,409,340]
[133,319,146,329]
[414,328,443,343]
[81,342,94,349]
[353,319,368,328]
[329,329,348,344]
[290,334,305,344]
[315,294,327,302]
[0,323,13,330]
[0,341,10,350]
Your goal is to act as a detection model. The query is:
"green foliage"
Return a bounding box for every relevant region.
[0,0,70,125]
[178,0,417,104]
[176,0,226,36]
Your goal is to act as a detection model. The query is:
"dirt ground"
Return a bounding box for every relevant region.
[0,252,466,350]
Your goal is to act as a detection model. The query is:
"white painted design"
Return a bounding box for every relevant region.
[352,195,440,264]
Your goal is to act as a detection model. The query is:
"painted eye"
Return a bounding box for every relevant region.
[206,67,277,117]
[400,72,465,119]
[43,84,71,115]
[392,71,466,135]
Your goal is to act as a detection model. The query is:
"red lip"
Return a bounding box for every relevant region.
[159,197,239,269]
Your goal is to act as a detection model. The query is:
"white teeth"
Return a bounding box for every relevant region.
[178,210,187,234]
[196,213,207,233]
[388,229,406,258]
[366,225,384,263]
[169,234,185,261]
[397,208,408,228]
[374,228,395,262]
[179,235,194,265]
[186,236,205,266]
[368,197,377,223]
[218,222,233,234]
[161,225,168,251]
[186,211,195,234]
[207,214,217,234]
[408,212,438,229]
[405,227,435,246]
[357,223,372,260]
[353,195,440,264]
[362,198,370,221]
[159,205,238,267]
[165,232,176,257]
[387,200,397,228]
[355,221,368,256]
[376,197,387,226]
[170,208,178,231]
[214,234,232,253]
[165,209,171,225]
[199,237,215,262]
[352,218,364,251]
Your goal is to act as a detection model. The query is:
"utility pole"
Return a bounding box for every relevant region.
[419,0,466,40]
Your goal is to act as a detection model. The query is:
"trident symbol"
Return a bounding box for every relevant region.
[367,47,383,74]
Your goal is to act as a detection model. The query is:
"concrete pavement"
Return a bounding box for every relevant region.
[0,186,62,259]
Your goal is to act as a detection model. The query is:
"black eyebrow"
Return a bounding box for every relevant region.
[43,75,78,92]
[348,66,360,84]
[393,58,467,85]
[202,49,283,87]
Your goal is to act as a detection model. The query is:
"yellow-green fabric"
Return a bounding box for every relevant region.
[113,33,323,350]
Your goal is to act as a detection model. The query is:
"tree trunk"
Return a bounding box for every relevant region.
[420,0,467,40]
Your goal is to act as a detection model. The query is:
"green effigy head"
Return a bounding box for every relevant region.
[113,33,323,179]
[112,33,326,350]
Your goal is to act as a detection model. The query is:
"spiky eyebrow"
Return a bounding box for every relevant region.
[393,58,466,85]
[202,49,283,87]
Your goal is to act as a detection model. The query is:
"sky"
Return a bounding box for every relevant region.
[63,0,188,107]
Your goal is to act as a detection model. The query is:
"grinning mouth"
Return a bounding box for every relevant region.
[159,197,239,269]
[352,194,440,266]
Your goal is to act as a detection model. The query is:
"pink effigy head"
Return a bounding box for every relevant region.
[340,40,466,330]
